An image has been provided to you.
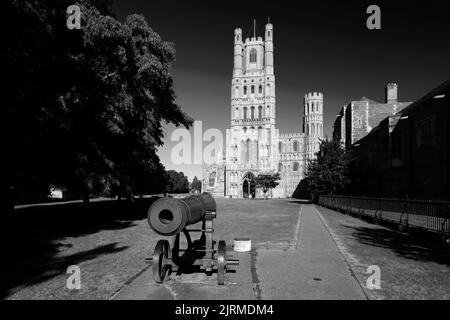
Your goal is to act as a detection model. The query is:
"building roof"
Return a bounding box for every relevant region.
[353,79,450,147]
[359,96,378,104]
[398,79,450,116]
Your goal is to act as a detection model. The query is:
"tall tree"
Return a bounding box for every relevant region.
[165,171,189,194]
[253,173,281,200]
[3,0,192,206]
[305,138,350,201]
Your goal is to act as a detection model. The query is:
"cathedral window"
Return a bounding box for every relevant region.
[316,103,319,112]
[258,85,263,94]
[279,142,283,153]
[250,48,257,63]
[243,107,248,120]
[209,172,216,187]
[250,106,255,119]
[258,106,263,119]
[245,139,251,164]
[243,86,247,95]
[293,141,299,152]
[251,85,255,94]
[293,162,299,171]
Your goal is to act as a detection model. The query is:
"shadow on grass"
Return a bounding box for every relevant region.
[1,197,159,298]
[288,199,313,205]
[343,224,450,266]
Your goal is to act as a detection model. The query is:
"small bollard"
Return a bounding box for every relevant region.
[233,238,251,252]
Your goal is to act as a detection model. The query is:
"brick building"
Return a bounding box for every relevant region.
[346,80,450,200]
[333,84,411,149]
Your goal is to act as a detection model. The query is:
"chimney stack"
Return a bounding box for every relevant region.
[385,83,398,104]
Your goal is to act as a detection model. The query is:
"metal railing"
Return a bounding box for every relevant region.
[318,195,450,235]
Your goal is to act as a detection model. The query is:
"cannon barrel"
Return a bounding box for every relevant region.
[148,194,216,236]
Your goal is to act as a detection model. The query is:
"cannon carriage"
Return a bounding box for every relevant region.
[146,193,238,285]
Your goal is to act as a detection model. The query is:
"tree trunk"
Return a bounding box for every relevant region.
[4,183,14,214]
[82,184,90,206]
[83,192,89,205]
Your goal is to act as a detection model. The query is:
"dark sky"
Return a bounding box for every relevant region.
[113,0,450,180]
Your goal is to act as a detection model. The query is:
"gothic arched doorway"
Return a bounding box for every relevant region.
[242,172,255,199]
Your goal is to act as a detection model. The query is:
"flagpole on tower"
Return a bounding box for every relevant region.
[253,18,256,38]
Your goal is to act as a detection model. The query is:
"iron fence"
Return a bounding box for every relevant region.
[318,195,450,235]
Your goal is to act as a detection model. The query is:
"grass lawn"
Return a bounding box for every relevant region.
[315,205,450,300]
[3,197,300,299]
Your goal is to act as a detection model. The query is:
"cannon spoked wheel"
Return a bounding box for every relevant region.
[217,240,226,285]
[153,240,170,283]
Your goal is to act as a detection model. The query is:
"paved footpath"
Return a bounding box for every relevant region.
[113,204,367,300]
[256,205,366,299]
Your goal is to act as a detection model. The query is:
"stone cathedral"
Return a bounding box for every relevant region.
[203,22,324,198]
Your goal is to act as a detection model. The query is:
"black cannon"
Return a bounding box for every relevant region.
[146,193,238,285]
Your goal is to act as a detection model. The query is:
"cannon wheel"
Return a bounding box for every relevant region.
[217,240,226,285]
[153,240,170,283]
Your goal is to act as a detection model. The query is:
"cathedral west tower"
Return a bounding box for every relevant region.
[203,21,324,198]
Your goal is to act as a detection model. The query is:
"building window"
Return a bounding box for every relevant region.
[293,162,299,171]
[245,139,251,163]
[258,106,263,119]
[251,85,255,94]
[243,86,247,95]
[293,141,299,152]
[316,103,319,112]
[243,107,248,120]
[415,116,436,148]
[250,48,257,63]
[258,85,263,94]
[209,172,216,187]
[250,106,255,119]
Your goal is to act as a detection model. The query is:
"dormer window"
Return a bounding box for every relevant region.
[250,48,257,63]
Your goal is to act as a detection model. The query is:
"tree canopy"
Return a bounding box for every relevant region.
[254,173,281,199]
[165,171,189,194]
[304,138,350,201]
[3,0,192,204]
